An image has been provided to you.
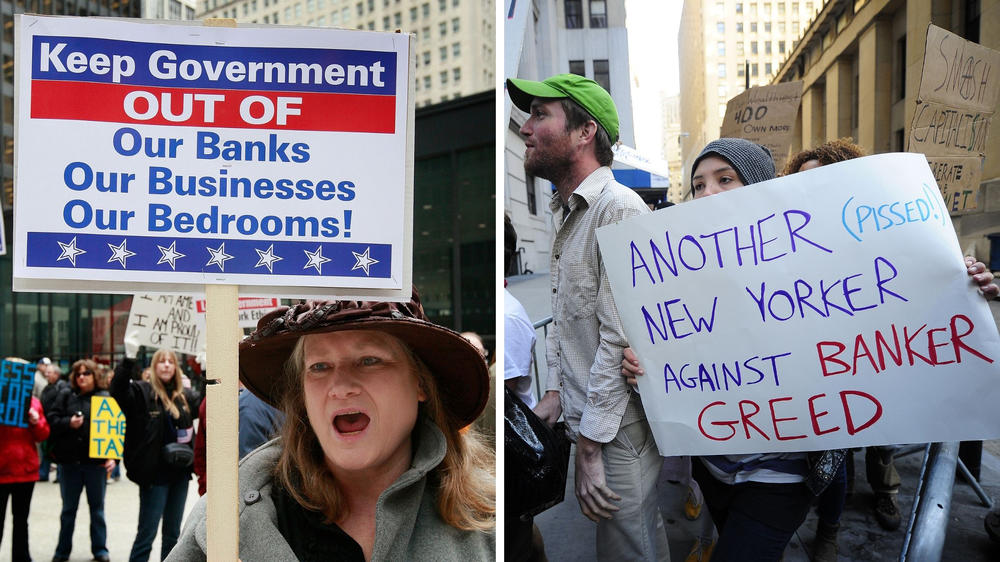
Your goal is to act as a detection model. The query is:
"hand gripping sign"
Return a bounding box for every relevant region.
[14,16,413,300]
[597,153,1000,457]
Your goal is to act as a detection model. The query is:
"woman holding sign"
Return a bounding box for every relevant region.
[167,291,495,561]
[622,138,1000,561]
[0,361,50,562]
[111,348,200,562]
[48,359,115,562]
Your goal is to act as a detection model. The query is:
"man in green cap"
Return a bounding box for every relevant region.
[507,74,668,560]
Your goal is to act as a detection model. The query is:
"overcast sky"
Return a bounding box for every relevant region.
[625,0,682,158]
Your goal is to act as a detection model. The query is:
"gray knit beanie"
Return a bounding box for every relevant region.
[691,138,775,191]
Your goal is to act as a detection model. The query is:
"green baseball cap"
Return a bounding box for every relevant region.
[507,73,620,143]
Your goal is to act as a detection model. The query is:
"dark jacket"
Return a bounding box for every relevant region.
[110,358,201,485]
[39,378,68,417]
[47,385,108,464]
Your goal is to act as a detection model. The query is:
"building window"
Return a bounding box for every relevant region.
[422,27,430,40]
[806,1,813,13]
[765,41,772,54]
[356,2,363,16]
[738,64,746,77]
[383,16,391,28]
[778,2,785,15]
[590,0,607,28]
[737,22,744,33]
[394,12,401,26]
[565,0,583,28]
[453,68,461,82]
[440,70,448,85]
[718,63,726,78]
[422,2,430,17]
[736,2,743,13]
[736,41,745,55]
[896,35,906,101]
[765,62,772,74]
[751,63,759,76]
[593,59,610,92]
[526,174,538,215]
[439,21,447,36]
[439,0,446,11]
[423,75,431,89]
[452,17,459,32]
[367,0,374,10]
[423,51,431,65]
[453,42,461,57]
[792,21,799,33]
[751,41,758,54]
[718,41,726,55]
[779,40,786,53]
[750,22,757,32]
[717,21,725,33]
[440,46,447,61]
[569,60,586,76]
[778,21,786,32]
[792,1,799,13]
[764,22,771,33]
[764,2,771,14]
[410,7,417,21]
[750,2,758,16]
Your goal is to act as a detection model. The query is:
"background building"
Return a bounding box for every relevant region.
[505,0,640,276]
[678,0,821,190]
[143,0,198,19]
[198,0,495,108]
[661,93,685,202]
[772,0,1000,265]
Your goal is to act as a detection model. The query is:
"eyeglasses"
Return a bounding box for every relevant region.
[77,370,94,377]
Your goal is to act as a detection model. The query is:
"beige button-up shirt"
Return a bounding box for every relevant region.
[546,167,650,443]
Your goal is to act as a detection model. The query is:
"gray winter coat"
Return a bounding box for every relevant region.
[167,416,495,561]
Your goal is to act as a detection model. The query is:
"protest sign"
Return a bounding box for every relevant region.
[14,16,413,300]
[597,153,1000,456]
[908,25,1000,213]
[720,81,803,171]
[196,296,280,329]
[0,360,35,428]
[90,396,125,459]
[127,294,206,356]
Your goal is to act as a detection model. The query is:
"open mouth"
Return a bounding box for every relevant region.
[333,411,371,435]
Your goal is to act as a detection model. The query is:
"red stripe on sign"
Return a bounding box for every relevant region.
[30,80,396,133]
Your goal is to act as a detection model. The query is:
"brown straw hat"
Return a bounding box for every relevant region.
[239,288,490,429]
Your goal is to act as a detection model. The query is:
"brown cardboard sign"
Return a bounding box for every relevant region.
[908,25,1000,213]
[720,81,803,171]
[925,155,983,213]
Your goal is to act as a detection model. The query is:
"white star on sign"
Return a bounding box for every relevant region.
[56,237,86,267]
[206,243,234,271]
[351,247,379,276]
[303,245,330,274]
[107,239,136,268]
[156,241,185,270]
[254,244,283,273]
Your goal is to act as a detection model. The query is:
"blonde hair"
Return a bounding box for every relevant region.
[274,332,495,530]
[149,349,188,419]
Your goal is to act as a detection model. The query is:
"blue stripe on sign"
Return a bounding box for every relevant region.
[26,232,392,278]
[31,35,397,95]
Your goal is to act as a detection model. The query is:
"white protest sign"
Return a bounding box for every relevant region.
[597,153,1000,456]
[14,16,412,300]
[126,294,205,356]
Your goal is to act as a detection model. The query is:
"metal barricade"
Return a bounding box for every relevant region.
[531,316,553,403]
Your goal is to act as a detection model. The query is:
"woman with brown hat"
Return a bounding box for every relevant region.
[167,291,495,561]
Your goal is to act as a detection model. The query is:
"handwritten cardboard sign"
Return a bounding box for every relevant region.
[720,81,803,171]
[127,294,206,356]
[908,25,1000,213]
[89,396,125,459]
[597,153,1000,456]
[14,15,413,300]
[0,360,35,428]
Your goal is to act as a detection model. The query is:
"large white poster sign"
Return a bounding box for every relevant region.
[14,16,412,299]
[597,153,1000,456]
[127,294,206,356]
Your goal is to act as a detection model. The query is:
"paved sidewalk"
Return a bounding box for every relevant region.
[1,474,200,562]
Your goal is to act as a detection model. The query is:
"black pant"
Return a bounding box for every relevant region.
[0,481,37,562]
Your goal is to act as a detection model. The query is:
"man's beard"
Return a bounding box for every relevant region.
[524,144,571,185]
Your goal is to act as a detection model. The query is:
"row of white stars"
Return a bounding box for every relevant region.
[55,237,380,276]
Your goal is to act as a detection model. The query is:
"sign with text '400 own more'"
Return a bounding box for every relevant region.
[14,16,413,300]
[596,153,1000,456]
